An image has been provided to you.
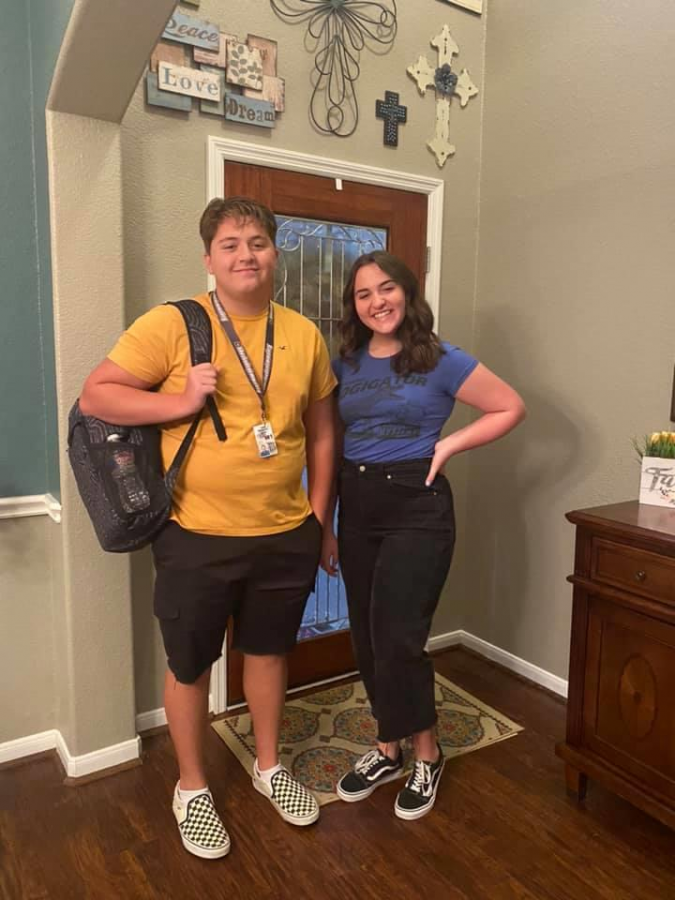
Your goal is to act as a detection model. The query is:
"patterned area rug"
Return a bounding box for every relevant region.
[212,673,523,806]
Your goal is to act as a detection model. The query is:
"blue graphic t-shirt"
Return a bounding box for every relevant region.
[333,343,479,463]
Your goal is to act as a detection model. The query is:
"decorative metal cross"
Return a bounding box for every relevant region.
[407,25,478,166]
[375,90,407,147]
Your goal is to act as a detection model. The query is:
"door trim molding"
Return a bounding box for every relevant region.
[206,136,444,322]
[206,136,444,714]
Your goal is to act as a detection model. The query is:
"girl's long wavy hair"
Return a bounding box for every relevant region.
[339,251,444,375]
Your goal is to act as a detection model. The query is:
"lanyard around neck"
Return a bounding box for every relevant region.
[210,291,275,420]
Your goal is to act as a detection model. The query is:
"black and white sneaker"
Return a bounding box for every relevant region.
[172,784,231,859]
[394,746,445,820]
[252,764,320,826]
[336,748,404,802]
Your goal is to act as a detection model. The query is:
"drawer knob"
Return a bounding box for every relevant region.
[635,570,647,582]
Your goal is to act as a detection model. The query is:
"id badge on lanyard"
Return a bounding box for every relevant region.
[211,292,278,459]
[252,421,278,458]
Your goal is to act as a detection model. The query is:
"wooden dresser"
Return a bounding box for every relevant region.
[557,501,675,829]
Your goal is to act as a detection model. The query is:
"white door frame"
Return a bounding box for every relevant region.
[205,135,444,715]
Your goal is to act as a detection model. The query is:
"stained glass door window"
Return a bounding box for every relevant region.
[274,216,387,639]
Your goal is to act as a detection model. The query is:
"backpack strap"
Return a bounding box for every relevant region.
[160,299,227,495]
[168,299,227,442]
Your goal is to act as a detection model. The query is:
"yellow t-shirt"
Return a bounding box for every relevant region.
[108,294,336,536]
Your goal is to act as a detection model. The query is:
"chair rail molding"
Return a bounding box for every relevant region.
[0,494,62,523]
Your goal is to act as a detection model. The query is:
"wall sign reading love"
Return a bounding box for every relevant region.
[146,8,284,128]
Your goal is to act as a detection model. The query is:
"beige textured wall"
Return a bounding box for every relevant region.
[464,2,675,678]
[48,111,137,753]
[0,517,57,741]
[13,2,672,746]
[39,0,176,756]
[120,1,487,713]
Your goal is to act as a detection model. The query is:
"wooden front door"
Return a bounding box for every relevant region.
[224,162,428,705]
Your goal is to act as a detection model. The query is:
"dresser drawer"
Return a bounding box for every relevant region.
[591,538,675,605]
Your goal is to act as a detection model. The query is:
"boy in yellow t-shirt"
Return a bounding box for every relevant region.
[80,197,336,859]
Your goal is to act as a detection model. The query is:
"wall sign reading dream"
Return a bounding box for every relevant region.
[225,94,275,128]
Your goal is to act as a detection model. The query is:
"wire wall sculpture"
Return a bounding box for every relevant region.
[269,0,398,137]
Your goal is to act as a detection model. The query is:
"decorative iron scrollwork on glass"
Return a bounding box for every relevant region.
[270,0,398,137]
[273,215,387,348]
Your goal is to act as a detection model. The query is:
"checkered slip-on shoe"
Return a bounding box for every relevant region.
[336,747,404,802]
[252,765,320,826]
[394,746,445,821]
[172,784,231,859]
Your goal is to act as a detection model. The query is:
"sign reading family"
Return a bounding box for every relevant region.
[639,458,675,507]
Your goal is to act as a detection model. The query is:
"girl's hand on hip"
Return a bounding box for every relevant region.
[425,437,455,486]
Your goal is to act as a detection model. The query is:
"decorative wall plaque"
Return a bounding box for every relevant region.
[162,10,220,51]
[438,0,483,13]
[199,65,227,116]
[225,94,276,129]
[270,0,398,138]
[226,41,263,90]
[147,13,285,128]
[145,71,192,111]
[407,25,478,166]
[247,35,278,77]
[150,40,187,72]
[375,90,407,147]
[193,31,235,68]
[156,61,221,101]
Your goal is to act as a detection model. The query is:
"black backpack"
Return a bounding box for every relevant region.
[67,299,226,553]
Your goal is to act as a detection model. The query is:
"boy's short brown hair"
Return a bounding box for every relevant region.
[199,197,277,252]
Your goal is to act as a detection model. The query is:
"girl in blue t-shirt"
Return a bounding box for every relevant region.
[323,250,526,820]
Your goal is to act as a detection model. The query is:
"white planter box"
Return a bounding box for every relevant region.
[639,456,675,508]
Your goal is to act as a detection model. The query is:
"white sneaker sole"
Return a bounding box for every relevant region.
[336,767,404,802]
[394,794,438,821]
[172,792,231,859]
[394,759,445,821]
[252,776,320,826]
[178,830,231,859]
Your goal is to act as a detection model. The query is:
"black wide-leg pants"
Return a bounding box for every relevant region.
[338,458,456,743]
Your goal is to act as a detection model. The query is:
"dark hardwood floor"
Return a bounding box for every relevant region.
[2,648,675,900]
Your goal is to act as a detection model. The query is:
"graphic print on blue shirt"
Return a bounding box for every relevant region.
[333,343,479,463]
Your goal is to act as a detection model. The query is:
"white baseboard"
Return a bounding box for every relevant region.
[56,732,142,778]
[428,629,568,698]
[427,629,464,654]
[0,493,62,523]
[135,691,219,733]
[0,728,141,777]
[135,676,361,726]
[0,729,58,766]
[2,635,567,772]
[135,707,167,732]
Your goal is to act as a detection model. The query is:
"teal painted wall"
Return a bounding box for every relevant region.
[28,0,77,498]
[0,4,44,495]
[0,0,73,497]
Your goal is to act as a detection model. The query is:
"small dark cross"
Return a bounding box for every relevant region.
[375,90,407,147]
